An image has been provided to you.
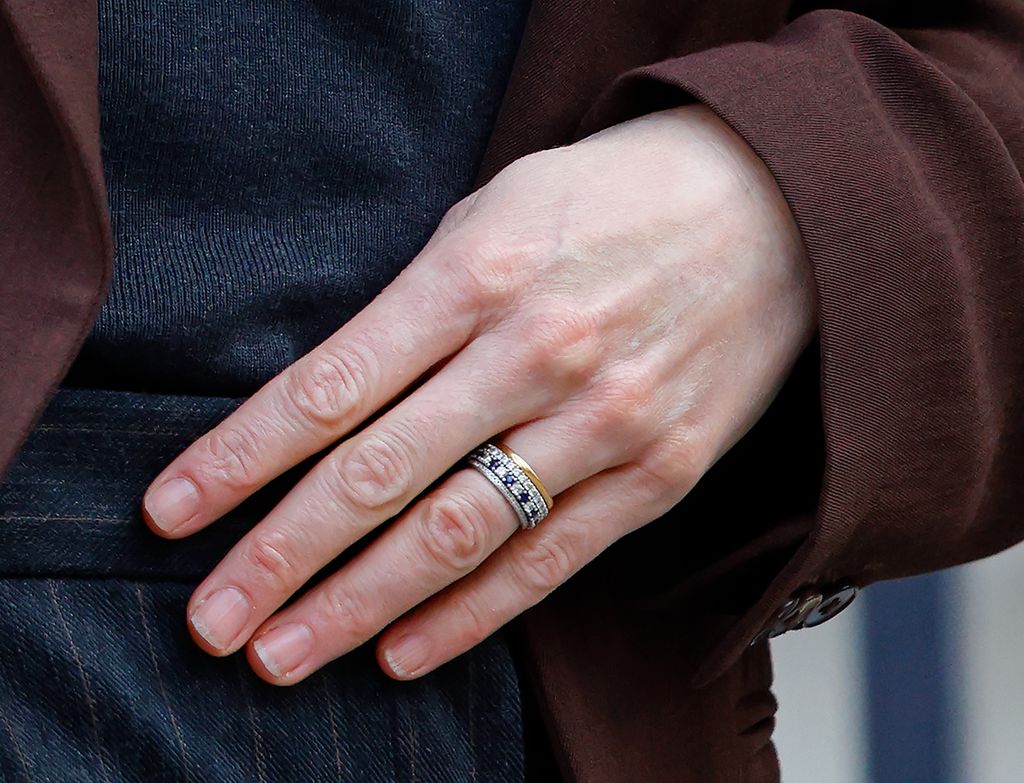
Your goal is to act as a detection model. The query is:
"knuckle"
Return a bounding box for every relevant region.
[196,426,264,492]
[588,368,655,435]
[241,530,301,591]
[450,236,532,313]
[518,307,603,384]
[636,437,707,500]
[285,345,367,429]
[421,493,490,572]
[517,536,574,593]
[320,584,375,638]
[334,429,415,510]
[449,597,496,648]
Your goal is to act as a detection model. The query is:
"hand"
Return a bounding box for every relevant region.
[142,104,817,685]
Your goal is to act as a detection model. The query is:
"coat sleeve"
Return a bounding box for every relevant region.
[575,2,1024,683]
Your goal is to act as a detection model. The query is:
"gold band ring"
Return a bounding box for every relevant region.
[497,442,554,511]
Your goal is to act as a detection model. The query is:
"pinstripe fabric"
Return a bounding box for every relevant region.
[0,388,526,782]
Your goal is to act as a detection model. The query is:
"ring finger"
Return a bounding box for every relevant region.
[377,459,673,680]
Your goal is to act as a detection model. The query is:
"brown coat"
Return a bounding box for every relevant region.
[2,1,1022,780]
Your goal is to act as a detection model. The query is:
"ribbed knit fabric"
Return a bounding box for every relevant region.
[66,0,531,395]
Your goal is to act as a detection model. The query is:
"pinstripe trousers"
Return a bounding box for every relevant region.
[0,388,526,782]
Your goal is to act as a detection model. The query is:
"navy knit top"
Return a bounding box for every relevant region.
[67,0,531,395]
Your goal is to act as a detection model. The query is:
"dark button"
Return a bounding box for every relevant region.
[749,583,860,646]
[773,591,823,634]
[803,584,859,628]
[749,589,822,646]
[763,595,799,634]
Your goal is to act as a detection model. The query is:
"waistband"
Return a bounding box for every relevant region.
[0,386,305,582]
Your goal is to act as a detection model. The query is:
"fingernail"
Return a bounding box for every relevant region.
[189,587,252,652]
[384,633,430,679]
[253,623,314,677]
[145,477,200,533]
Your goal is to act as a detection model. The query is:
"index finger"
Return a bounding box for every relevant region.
[142,254,478,536]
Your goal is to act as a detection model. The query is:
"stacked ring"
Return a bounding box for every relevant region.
[466,442,553,529]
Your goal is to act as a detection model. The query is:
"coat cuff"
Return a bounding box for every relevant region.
[574,10,1024,684]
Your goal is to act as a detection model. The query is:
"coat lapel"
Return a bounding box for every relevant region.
[0,0,111,474]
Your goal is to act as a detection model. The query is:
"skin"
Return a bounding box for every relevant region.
[141,104,818,685]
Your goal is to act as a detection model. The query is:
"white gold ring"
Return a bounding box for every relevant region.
[466,442,552,529]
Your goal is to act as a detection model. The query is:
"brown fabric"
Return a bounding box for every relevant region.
[2,0,1023,780]
[515,584,781,782]
[0,0,112,474]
